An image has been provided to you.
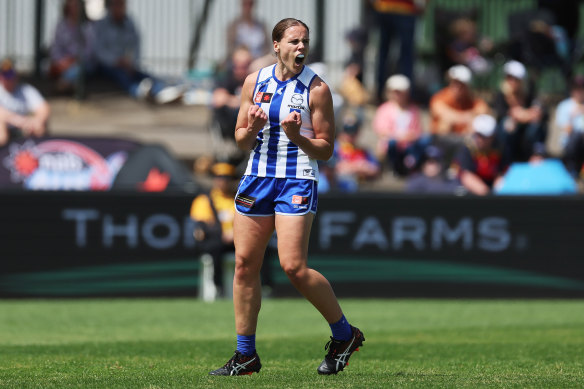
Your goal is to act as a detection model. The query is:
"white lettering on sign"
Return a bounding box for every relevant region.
[62,208,196,249]
[317,212,516,252]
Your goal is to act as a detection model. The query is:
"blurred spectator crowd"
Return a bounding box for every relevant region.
[320,0,583,196]
[2,0,584,196]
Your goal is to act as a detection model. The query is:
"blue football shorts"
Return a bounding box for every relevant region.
[234,176,318,216]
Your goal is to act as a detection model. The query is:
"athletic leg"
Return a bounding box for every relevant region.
[275,213,343,324]
[275,213,365,375]
[232,212,274,336]
[209,212,271,376]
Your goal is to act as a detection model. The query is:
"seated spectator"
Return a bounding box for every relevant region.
[508,8,571,81]
[447,17,493,75]
[190,162,238,298]
[344,27,368,84]
[430,65,490,162]
[209,46,252,162]
[0,58,50,147]
[226,0,270,62]
[333,111,381,192]
[372,74,430,176]
[94,0,185,104]
[555,75,584,177]
[338,27,369,108]
[49,0,96,94]
[405,145,463,194]
[212,47,252,139]
[537,0,579,66]
[430,65,490,136]
[452,114,506,196]
[493,60,547,163]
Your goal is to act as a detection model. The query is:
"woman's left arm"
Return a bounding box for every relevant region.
[281,77,335,160]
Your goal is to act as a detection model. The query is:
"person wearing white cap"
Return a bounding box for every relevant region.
[430,64,489,136]
[0,58,50,146]
[451,114,506,195]
[429,64,489,166]
[493,59,547,163]
[372,74,430,176]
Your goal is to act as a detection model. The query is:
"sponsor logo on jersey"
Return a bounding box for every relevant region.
[255,92,273,103]
[303,169,315,177]
[288,93,306,110]
[291,94,304,105]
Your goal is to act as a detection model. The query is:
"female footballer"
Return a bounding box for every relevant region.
[209,18,364,376]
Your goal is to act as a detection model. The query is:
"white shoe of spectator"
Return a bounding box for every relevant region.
[136,78,153,100]
[154,84,187,104]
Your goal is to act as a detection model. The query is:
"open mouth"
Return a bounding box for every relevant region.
[295,54,305,65]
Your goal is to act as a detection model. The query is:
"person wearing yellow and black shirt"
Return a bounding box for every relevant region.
[190,162,238,297]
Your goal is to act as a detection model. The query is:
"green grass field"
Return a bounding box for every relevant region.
[1,299,583,388]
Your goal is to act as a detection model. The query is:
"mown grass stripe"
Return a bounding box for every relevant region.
[3,276,199,296]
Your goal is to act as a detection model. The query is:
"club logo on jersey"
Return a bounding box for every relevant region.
[303,169,315,177]
[291,94,304,105]
[288,93,306,110]
[292,195,309,205]
[255,92,273,104]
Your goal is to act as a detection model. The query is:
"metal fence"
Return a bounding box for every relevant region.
[0,0,581,91]
[0,0,362,85]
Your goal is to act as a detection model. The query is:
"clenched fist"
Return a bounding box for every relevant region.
[248,105,268,131]
[281,111,302,141]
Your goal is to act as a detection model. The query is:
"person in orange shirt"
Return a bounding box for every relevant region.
[430,65,490,136]
[430,65,490,163]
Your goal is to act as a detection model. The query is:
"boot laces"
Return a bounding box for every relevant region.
[324,337,341,357]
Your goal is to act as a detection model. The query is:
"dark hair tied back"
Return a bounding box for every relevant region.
[272,18,309,43]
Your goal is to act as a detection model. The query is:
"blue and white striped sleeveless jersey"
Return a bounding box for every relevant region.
[244,64,320,181]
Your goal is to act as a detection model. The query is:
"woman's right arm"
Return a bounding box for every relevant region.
[234,71,268,150]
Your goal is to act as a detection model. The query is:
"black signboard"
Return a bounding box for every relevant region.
[307,194,584,298]
[1,192,583,297]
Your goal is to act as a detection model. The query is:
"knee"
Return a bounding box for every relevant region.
[280,262,307,284]
[234,255,260,283]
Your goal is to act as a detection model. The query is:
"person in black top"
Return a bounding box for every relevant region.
[492,60,547,163]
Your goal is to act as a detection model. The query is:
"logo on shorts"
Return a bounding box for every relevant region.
[292,195,309,205]
[303,169,315,177]
[255,92,273,104]
[235,194,256,208]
